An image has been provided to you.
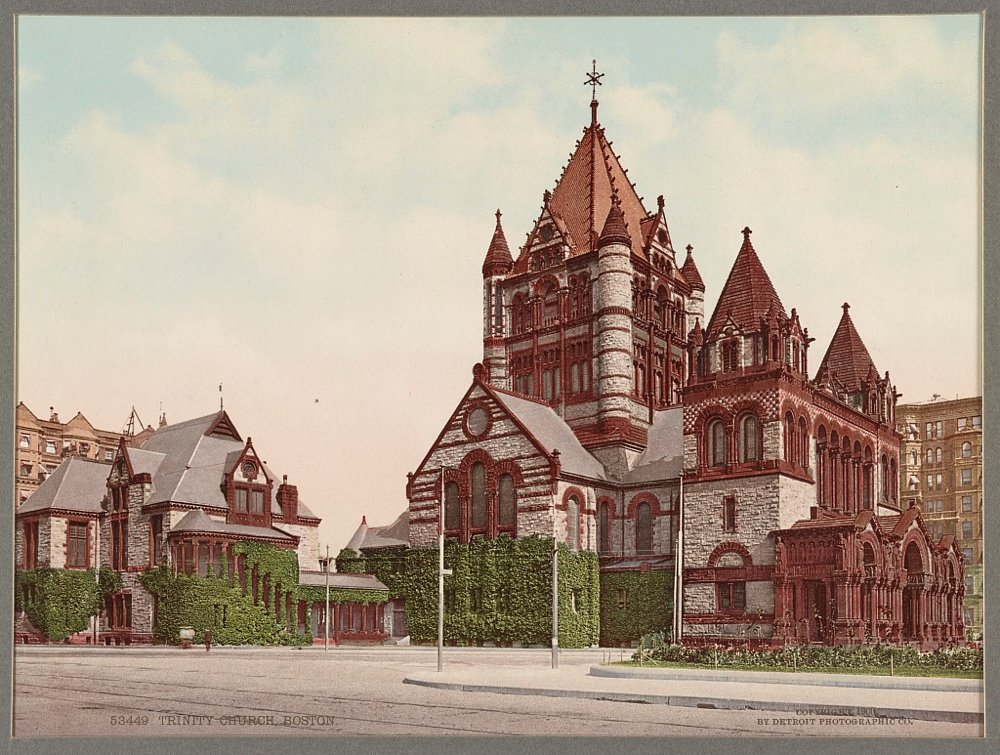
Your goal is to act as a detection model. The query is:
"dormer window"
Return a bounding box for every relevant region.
[235,487,265,514]
[721,340,739,372]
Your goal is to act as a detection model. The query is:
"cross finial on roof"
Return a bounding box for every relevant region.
[585,59,603,124]
[842,302,851,313]
[742,226,752,240]
[495,208,502,223]
[686,244,693,253]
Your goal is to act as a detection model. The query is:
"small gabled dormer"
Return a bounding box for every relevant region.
[224,437,272,529]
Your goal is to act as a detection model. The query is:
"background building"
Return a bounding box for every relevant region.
[897,396,983,638]
[15,402,158,510]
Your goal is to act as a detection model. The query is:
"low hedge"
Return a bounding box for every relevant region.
[640,641,983,671]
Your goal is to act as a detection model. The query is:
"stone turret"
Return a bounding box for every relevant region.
[482,209,513,387]
[594,197,634,439]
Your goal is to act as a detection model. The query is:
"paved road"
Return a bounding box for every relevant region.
[13,646,981,738]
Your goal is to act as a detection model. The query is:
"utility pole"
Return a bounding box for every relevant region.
[324,544,330,652]
[437,468,452,672]
[94,520,100,645]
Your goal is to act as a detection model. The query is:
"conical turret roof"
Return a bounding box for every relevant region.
[706,227,786,338]
[680,244,705,291]
[598,196,631,248]
[815,303,879,392]
[482,209,513,277]
[511,106,647,273]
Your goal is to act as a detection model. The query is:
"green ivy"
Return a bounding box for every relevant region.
[140,540,312,646]
[599,569,673,646]
[400,535,599,648]
[357,545,408,599]
[15,568,121,642]
[335,548,367,574]
[298,585,389,605]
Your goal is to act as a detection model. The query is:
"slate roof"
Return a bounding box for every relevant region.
[512,115,648,274]
[680,246,705,291]
[346,510,410,551]
[815,304,879,393]
[706,228,786,338]
[493,389,606,480]
[625,407,684,484]
[126,447,166,477]
[298,571,388,591]
[482,210,513,276]
[18,456,109,515]
[171,508,295,541]
[137,411,317,520]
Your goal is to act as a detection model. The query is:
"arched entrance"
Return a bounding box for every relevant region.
[902,542,924,641]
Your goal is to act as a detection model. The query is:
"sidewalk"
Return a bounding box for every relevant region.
[403,664,983,724]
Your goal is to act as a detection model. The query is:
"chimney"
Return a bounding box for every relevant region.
[50,407,59,423]
[277,474,299,524]
[159,412,168,428]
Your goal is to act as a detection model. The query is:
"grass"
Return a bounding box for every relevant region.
[611,660,983,679]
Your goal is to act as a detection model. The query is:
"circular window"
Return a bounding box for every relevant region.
[657,229,668,244]
[242,461,257,479]
[539,224,554,242]
[466,407,489,437]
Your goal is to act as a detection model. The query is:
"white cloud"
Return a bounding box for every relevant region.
[717,16,979,110]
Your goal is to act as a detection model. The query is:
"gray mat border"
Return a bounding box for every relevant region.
[0,1,995,754]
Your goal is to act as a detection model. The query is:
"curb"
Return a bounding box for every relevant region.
[589,665,985,693]
[401,677,983,725]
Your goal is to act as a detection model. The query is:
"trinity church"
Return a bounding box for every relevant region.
[400,82,966,648]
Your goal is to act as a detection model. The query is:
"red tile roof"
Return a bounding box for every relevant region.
[521,117,648,266]
[706,227,786,338]
[815,303,879,393]
[482,209,513,276]
[598,197,631,247]
[680,244,705,291]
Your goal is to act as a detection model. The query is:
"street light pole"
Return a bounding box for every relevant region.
[324,544,330,652]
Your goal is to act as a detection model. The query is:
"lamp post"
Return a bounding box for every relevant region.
[673,472,684,646]
[324,544,330,652]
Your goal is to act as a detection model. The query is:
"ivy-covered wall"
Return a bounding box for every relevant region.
[599,568,674,647]
[15,568,122,641]
[401,535,599,648]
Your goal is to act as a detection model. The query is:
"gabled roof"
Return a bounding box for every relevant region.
[18,456,109,516]
[513,111,648,272]
[488,387,606,480]
[815,303,879,393]
[706,227,786,338]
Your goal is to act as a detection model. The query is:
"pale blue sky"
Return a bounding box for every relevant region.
[17,16,982,549]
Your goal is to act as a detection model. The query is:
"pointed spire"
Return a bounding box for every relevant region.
[690,317,704,346]
[680,244,705,291]
[599,194,631,248]
[816,302,879,393]
[705,227,786,338]
[482,208,513,277]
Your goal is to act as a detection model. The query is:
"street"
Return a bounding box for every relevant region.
[13,645,981,738]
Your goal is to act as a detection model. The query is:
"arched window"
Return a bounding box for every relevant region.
[498,474,516,528]
[567,495,580,551]
[783,412,795,464]
[936,447,943,463]
[444,482,460,532]
[889,457,897,501]
[962,442,972,458]
[799,417,809,468]
[739,414,759,463]
[926,448,934,464]
[881,454,889,499]
[636,502,652,554]
[598,502,611,554]
[541,282,559,327]
[707,419,727,467]
[470,463,487,530]
[911,450,918,466]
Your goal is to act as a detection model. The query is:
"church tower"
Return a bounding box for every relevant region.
[482,209,513,387]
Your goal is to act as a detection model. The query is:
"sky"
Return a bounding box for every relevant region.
[16,15,982,553]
